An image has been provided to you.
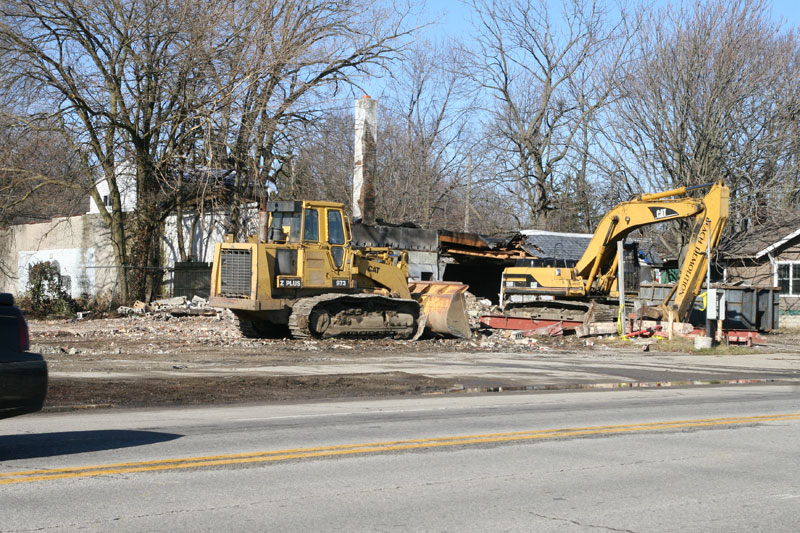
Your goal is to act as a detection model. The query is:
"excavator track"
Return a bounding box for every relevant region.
[287,294,426,340]
[504,300,618,323]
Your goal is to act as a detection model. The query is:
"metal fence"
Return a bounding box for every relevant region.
[172,261,212,299]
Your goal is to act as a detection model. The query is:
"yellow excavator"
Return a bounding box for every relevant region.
[209,200,470,339]
[500,181,730,323]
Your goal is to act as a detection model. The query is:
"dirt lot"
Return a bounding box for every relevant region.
[29,313,531,410]
[30,312,797,411]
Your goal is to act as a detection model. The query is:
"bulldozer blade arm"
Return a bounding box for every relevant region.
[409,281,471,339]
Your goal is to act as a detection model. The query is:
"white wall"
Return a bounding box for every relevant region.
[88,160,137,214]
[0,214,117,298]
[161,205,259,294]
[1,203,260,300]
[162,204,259,267]
[17,248,96,299]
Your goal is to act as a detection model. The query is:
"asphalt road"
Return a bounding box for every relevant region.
[2,384,800,531]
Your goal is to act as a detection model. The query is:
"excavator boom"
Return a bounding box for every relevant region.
[659,183,729,320]
[500,181,730,324]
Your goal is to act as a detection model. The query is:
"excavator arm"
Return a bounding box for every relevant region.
[501,181,730,324]
[656,183,729,321]
[576,182,729,299]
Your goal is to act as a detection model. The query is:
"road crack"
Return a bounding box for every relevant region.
[521,509,636,532]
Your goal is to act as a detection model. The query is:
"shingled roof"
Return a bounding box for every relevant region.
[520,230,664,266]
[723,214,800,259]
[520,230,593,262]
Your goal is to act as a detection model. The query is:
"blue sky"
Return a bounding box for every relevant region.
[422,0,800,37]
[353,1,798,102]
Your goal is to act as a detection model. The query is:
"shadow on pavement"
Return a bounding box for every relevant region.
[0,430,182,460]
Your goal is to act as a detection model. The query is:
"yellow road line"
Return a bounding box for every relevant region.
[2,413,798,486]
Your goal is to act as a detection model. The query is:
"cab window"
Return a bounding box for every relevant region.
[303,208,319,242]
[327,210,345,245]
[269,212,301,243]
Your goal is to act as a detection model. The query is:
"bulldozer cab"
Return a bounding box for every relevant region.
[266,201,303,244]
[266,201,352,287]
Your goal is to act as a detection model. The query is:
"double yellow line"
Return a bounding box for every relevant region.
[3,413,799,486]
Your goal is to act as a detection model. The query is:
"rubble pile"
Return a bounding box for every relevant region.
[463,292,496,330]
[117,295,219,319]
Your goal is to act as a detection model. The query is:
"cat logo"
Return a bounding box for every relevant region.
[649,206,678,220]
[367,265,380,274]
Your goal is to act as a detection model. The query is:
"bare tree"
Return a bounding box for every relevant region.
[286,40,480,232]
[604,0,800,253]
[468,0,634,229]
[0,118,86,282]
[204,0,418,237]
[0,120,86,227]
[288,111,354,205]
[374,41,475,229]
[0,0,229,301]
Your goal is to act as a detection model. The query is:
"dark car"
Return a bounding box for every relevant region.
[0,293,47,419]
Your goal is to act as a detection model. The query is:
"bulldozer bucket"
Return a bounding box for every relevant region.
[409,281,471,339]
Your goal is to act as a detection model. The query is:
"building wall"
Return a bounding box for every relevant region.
[771,247,800,312]
[1,205,262,300]
[161,205,259,295]
[0,214,118,299]
[725,260,773,286]
[724,241,800,313]
[87,161,137,214]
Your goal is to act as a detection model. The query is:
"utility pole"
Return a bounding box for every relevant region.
[617,240,626,336]
[705,218,712,338]
[464,153,472,232]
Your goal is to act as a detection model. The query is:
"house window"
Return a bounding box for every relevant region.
[776,262,800,295]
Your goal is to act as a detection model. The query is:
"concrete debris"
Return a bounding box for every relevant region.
[576,322,618,338]
[117,294,218,318]
[116,305,146,315]
[153,296,187,306]
[464,292,498,329]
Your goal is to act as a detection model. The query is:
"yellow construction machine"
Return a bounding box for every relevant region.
[501,181,730,323]
[209,200,470,339]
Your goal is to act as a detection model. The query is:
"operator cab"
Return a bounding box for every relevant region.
[266,201,303,243]
[266,201,349,244]
[266,200,351,270]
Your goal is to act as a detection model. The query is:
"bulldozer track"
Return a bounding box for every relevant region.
[288,294,425,340]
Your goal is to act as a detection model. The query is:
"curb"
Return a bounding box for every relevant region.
[446,378,799,395]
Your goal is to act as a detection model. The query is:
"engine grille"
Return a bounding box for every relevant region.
[219,248,252,298]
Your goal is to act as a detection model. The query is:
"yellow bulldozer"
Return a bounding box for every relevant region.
[209,200,470,339]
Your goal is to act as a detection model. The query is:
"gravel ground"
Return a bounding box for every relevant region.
[29,312,795,411]
[27,313,533,410]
